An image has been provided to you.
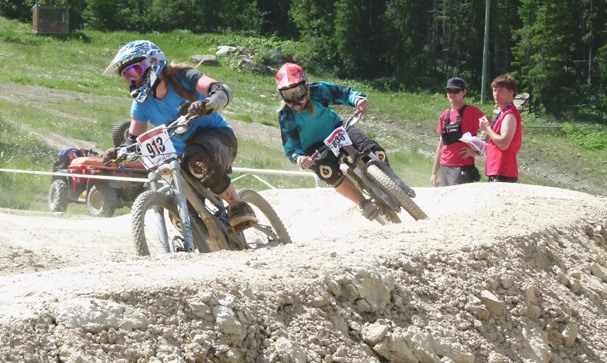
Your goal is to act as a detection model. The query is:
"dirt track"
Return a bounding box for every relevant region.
[1,183,607,362]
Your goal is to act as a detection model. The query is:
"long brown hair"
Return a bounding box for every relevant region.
[162,62,198,102]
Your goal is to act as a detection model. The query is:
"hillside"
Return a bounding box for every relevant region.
[0,183,607,362]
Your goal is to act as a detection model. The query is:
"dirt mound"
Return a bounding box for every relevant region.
[0,183,606,362]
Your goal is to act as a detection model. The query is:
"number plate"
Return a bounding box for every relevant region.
[137,125,177,170]
[323,127,352,156]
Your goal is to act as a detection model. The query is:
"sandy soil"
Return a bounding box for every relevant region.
[0,183,606,363]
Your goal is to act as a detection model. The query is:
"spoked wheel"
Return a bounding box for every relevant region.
[131,190,210,256]
[366,165,428,221]
[237,189,292,248]
[340,164,401,224]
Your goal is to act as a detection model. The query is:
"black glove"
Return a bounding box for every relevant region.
[123,134,137,147]
[188,99,212,117]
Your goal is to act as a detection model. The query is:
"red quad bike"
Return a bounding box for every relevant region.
[48,147,148,217]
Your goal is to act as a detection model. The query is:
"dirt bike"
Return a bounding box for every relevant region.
[311,110,428,224]
[110,113,291,256]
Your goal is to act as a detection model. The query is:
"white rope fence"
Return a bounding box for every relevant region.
[0,167,321,189]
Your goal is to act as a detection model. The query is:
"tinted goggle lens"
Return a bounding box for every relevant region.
[280,84,307,102]
[121,64,145,84]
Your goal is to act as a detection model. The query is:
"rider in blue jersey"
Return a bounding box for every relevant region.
[103,40,256,229]
[276,63,387,221]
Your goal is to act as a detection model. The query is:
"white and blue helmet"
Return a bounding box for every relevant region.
[105,40,167,102]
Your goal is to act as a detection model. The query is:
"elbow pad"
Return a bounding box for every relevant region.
[207,82,233,112]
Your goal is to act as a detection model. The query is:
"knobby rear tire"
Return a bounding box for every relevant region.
[87,184,118,218]
[237,189,292,248]
[131,190,210,256]
[48,179,69,213]
[366,165,428,221]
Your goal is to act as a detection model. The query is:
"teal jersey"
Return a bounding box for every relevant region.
[278,81,363,163]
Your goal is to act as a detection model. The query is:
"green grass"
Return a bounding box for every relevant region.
[0,16,606,213]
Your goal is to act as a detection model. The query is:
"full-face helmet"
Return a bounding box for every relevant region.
[276,63,309,111]
[105,40,167,103]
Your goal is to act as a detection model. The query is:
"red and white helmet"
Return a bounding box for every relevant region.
[276,63,307,90]
[276,63,309,110]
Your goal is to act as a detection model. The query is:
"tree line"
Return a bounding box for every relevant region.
[4,0,607,119]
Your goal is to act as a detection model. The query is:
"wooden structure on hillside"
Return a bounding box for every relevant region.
[32,4,69,35]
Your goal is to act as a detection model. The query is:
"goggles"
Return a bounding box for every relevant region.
[279,84,308,102]
[120,64,145,85]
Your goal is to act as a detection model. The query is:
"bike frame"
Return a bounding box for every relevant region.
[338,147,402,211]
[313,111,402,212]
[119,112,290,253]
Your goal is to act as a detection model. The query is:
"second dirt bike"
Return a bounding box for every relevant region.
[112,113,291,256]
[312,110,427,224]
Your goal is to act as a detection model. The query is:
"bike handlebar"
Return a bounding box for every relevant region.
[104,112,200,166]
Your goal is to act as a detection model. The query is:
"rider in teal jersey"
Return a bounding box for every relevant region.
[276,63,387,221]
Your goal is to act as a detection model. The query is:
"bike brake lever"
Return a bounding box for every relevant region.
[174,114,195,136]
[345,110,364,129]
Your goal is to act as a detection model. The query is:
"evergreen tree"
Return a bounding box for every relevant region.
[513,0,578,114]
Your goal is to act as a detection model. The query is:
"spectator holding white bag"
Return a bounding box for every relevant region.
[479,74,522,182]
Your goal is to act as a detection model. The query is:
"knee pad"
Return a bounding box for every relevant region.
[314,161,343,186]
[371,147,389,165]
[374,149,387,161]
[184,145,230,195]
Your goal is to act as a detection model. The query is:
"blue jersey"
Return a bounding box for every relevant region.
[131,69,231,154]
[278,81,363,163]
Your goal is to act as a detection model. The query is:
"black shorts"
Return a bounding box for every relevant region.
[439,165,480,186]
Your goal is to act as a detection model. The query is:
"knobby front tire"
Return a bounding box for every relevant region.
[130,190,210,256]
[237,189,292,248]
[366,165,428,221]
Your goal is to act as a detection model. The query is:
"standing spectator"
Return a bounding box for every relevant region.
[431,77,486,187]
[479,74,522,182]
